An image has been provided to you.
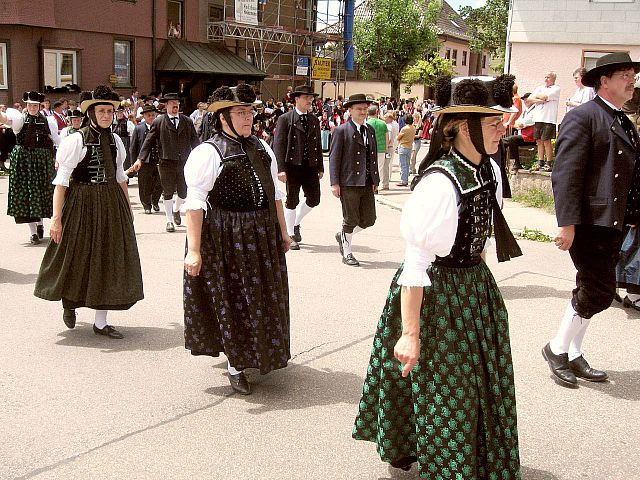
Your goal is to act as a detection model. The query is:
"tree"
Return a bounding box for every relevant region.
[459,0,509,72]
[402,55,455,98]
[353,0,440,99]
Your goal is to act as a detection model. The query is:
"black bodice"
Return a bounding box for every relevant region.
[70,127,117,184]
[16,113,53,150]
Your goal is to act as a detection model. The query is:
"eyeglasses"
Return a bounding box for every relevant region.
[612,72,636,81]
[230,110,254,119]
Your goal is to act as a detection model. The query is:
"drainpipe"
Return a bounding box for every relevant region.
[152,0,157,91]
[504,0,514,74]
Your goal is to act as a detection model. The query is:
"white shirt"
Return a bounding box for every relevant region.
[531,84,561,124]
[52,131,128,186]
[4,108,60,146]
[397,158,503,287]
[167,115,179,128]
[567,87,595,112]
[183,138,285,212]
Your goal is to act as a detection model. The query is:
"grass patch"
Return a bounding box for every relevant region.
[512,188,555,215]
[519,227,552,242]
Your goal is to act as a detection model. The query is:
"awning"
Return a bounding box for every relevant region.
[156,39,266,79]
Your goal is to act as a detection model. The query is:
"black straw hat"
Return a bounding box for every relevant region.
[581,52,640,88]
[67,108,83,119]
[290,85,318,98]
[433,75,518,115]
[159,92,181,102]
[22,91,45,104]
[344,93,374,108]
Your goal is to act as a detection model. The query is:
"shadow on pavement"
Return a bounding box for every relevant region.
[204,364,364,413]
[0,268,38,284]
[376,464,558,480]
[358,260,401,271]
[499,284,573,301]
[54,322,183,352]
[299,243,380,255]
[578,370,640,401]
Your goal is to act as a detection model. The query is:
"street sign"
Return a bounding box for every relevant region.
[296,56,309,76]
[311,57,332,80]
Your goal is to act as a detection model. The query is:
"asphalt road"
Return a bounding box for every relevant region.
[0,165,638,480]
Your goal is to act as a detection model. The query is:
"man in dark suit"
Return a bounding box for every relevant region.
[543,53,640,387]
[329,93,380,266]
[273,85,324,250]
[137,93,200,232]
[130,105,162,214]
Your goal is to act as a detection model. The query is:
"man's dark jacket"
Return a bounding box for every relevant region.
[130,122,156,164]
[329,119,380,187]
[553,96,639,231]
[272,110,323,172]
[138,113,199,163]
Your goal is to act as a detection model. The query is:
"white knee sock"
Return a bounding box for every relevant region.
[173,196,184,213]
[94,310,108,329]
[164,199,174,223]
[341,231,353,256]
[295,201,313,226]
[352,226,363,235]
[28,222,37,235]
[550,302,584,355]
[228,361,242,376]
[284,208,296,236]
[568,318,591,361]
[627,293,640,302]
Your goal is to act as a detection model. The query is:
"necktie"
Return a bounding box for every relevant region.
[300,114,308,131]
[171,116,177,128]
[360,125,367,145]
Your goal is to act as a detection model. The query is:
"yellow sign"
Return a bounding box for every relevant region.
[108,74,119,84]
[311,57,332,80]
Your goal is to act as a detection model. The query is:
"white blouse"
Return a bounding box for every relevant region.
[4,108,61,147]
[183,138,285,212]
[52,131,128,186]
[397,158,503,287]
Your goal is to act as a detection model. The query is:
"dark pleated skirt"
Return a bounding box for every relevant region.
[353,262,520,480]
[34,181,144,310]
[183,206,290,375]
[7,145,54,222]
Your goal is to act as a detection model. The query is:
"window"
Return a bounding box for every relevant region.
[43,49,77,87]
[445,48,451,60]
[462,51,467,67]
[168,0,184,38]
[452,49,458,66]
[114,39,134,87]
[583,50,626,70]
[0,43,7,89]
[208,4,223,22]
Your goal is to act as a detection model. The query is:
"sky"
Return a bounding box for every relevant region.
[447,0,487,12]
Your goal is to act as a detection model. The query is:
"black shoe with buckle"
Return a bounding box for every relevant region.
[542,343,578,387]
[173,210,181,226]
[293,225,302,243]
[622,295,640,312]
[228,371,251,395]
[63,308,76,329]
[568,356,608,382]
[290,237,300,250]
[37,224,44,239]
[335,232,344,256]
[342,253,360,267]
[93,324,124,339]
[30,234,40,245]
[166,222,175,233]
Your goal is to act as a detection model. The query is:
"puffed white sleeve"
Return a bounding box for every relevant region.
[47,116,61,146]
[397,172,460,287]
[183,143,223,211]
[52,133,86,186]
[113,134,128,183]
[261,139,285,201]
[5,108,25,133]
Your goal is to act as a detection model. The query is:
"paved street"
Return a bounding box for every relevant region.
[0,161,638,480]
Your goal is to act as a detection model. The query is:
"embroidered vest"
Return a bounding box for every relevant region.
[16,113,53,150]
[71,127,117,184]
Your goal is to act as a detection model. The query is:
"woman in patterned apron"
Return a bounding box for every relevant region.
[182,84,291,395]
[0,91,60,244]
[353,75,523,479]
[34,85,144,339]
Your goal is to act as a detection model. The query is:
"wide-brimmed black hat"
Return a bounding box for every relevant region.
[581,52,640,88]
[433,75,518,115]
[79,85,121,113]
[67,108,83,119]
[207,84,257,112]
[140,104,159,114]
[159,92,181,102]
[22,91,45,104]
[290,85,318,98]
[344,93,374,108]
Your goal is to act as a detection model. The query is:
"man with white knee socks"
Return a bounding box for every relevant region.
[273,85,324,249]
[545,53,640,387]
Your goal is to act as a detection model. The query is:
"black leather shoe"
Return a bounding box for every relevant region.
[228,372,251,395]
[173,210,181,226]
[293,225,302,242]
[152,204,160,212]
[342,253,360,267]
[30,234,40,245]
[622,295,640,312]
[63,308,76,329]
[37,224,44,239]
[542,343,578,387]
[613,292,623,303]
[390,456,417,471]
[166,222,175,233]
[93,324,124,339]
[289,237,300,250]
[335,232,344,256]
[144,208,152,214]
[568,356,608,382]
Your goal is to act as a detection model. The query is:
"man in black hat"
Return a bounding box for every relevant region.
[329,93,380,266]
[543,52,640,388]
[273,85,324,249]
[131,105,162,214]
[137,93,200,232]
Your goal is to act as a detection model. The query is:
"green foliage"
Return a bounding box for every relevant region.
[512,188,555,215]
[458,0,509,70]
[353,0,440,98]
[402,56,456,89]
[519,227,552,243]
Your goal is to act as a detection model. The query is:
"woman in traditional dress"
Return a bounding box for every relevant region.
[182,84,291,395]
[59,108,83,139]
[34,85,144,339]
[0,91,60,244]
[353,75,523,479]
